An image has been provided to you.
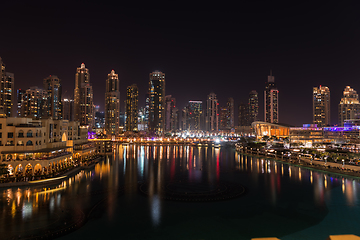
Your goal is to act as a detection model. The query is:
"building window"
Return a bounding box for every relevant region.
[18,130,24,138]
[27,130,33,137]
[26,140,33,146]
[8,132,13,138]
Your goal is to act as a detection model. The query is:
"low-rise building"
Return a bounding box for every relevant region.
[0,117,96,177]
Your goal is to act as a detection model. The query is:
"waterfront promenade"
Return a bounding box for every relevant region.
[238,146,360,179]
[0,155,104,188]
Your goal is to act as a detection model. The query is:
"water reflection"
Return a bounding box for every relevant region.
[1,145,360,239]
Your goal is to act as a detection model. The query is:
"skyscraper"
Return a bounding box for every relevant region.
[248,90,258,124]
[105,70,120,135]
[0,58,14,117]
[148,71,165,135]
[220,106,229,130]
[43,75,62,119]
[227,97,234,129]
[206,92,219,132]
[187,101,203,131]
[126,84,138,132]
[16,89,26,117]
[74,63,94,128]
[21,86,48,119]
[339,86,360,126]
[62,98,74,121]
[264,72,279,123]
[220,98,234,130]
[165,95,176,132]
[238,102,249,126]
[313,85,330,127]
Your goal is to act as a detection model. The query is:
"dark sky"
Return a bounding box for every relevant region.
[1,1,360,126]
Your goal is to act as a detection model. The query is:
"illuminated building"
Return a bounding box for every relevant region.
[0,57,14,117]
[43,75,62,119]
[249,90,258,124]
[252,121,290,140]
[144,94,150,130]
[126,84,138,132]
[16,89,25,117]
[148,71,165,135]
[21,86,48,119]
[220,98,234,130]
[181,107,187,130]
[138,107,147,131]
[339,86,360,126]
[165,95,177,132]
[227,97,234,129]
[289,124,324,147]
[313,85,330,127]
[74,63,94,128]
[94,105,105,129]
[105,70,120,135]
[264,72,279,123]
[290,123,360,147]
[206,92,219,132]
[62,98,74,121]
[219,106,228,130]
[0,117,96,176]
[186,101,202,131]
[238,102,249,126]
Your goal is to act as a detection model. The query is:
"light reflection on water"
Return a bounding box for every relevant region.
[1,145,360,239]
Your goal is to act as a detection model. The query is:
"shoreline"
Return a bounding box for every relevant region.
[237,149,360,180]
[0,155,106,189]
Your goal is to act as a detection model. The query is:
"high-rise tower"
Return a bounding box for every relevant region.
[339,86,360,126]
[206,92,219,132]
[248,90,258,124]
[74,63,94,128]
[126,84,138,132]
[105,70,120,135]
[62,98,74,121]
[43,75,62,119]
[21,86,48,119]
[148,71,165,135]
[313,85,330,127]
[264,72,279,123]
[0,57,14,117]
[238,102,249,126]
[187,101,203,131]
[165,95,177,132]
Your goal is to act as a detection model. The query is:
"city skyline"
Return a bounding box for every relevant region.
[1,2,360,126]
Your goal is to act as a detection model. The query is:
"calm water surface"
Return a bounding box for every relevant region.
[1,144,360,239]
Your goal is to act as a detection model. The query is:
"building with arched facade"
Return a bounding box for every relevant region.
[0,117,96,177]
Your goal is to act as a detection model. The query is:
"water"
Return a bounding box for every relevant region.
[1,144,360,239]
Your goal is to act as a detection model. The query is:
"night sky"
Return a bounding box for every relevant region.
[1,1,360,126]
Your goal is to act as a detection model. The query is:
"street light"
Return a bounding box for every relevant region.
[342,159,345,169]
